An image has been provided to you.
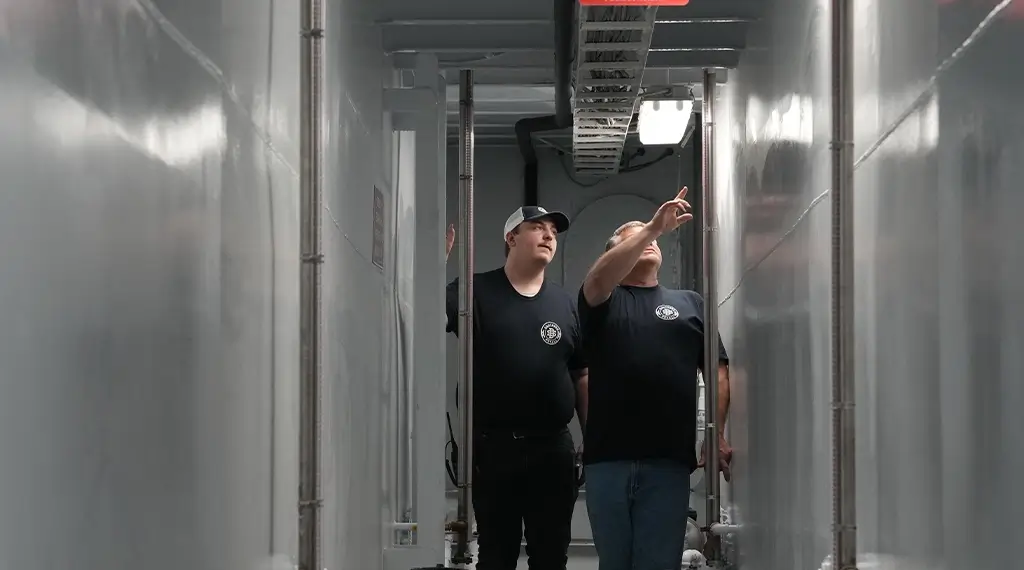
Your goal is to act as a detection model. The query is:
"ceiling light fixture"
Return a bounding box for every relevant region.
[637,99,694,146]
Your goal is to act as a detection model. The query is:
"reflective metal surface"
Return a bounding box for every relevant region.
[0,0,395,568]
[717,1,1024,569]
[298,0,326,566]
[700,68,723,544]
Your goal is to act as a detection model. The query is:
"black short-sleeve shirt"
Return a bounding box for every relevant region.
[446,268,586,431]
[578,285,728,468]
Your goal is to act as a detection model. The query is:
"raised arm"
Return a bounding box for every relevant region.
[581,187,693,307]
[445,223,455,262]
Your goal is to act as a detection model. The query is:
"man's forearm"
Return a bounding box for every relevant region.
[582,224,660,305]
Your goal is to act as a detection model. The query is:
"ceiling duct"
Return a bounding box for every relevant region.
[571,5,658,175]
[513,0,574,206]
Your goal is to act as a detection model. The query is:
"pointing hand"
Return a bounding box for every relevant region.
[646,187,693,236]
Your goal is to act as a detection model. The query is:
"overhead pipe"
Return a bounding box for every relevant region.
[830,0,856,569]
[709,522,741,536]
[699,68,722,561]
[451,69,476,565]
[298,0,325,568]
[513,0,574,205]
[391,522,419,532]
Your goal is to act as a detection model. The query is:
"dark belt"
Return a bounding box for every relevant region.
[477,426,569,440]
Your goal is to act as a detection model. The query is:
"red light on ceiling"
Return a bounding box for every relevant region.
[579,0,689,5]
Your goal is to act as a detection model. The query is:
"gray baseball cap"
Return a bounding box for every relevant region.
[502,205,571,238]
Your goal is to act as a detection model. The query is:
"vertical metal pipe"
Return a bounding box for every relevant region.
[404,327,415,526]
[453,69,476,564]
[830,1,857,569]
[298,0,324,569]
[684,118,703,292]
[388,141,407,542]
[700,68,721,543]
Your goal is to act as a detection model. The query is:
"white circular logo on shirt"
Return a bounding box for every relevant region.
[540,321,562,345]
[655,304,680,321]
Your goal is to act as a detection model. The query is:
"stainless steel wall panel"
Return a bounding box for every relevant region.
[713,2,832,568]
[718,1,1024,569]
[320,1,394,569]
[928,5,1024,569]
[0,0,393,568]
[0,5,290,565]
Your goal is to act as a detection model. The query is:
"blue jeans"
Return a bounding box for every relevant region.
[585,460,692,570]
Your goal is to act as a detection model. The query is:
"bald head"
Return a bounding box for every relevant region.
[605,221,647,251]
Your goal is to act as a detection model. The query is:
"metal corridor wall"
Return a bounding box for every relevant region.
[714,1,1024,569]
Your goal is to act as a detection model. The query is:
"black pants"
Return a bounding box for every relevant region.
[473,428,578,570]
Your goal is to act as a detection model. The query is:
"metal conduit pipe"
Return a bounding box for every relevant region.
[700,69,721,559]
[452,69,476,565]
[298,0,325,568]
[513,0,574,206]
[709,522,741,536]
[830,0,856,569]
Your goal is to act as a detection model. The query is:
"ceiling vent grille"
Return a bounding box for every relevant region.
[571,6,658,175]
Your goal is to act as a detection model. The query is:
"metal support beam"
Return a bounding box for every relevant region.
[699,68,721,562]
[298,0,324,568]
[382,55,449,570]
[384,87,437,112]
[830,0,857,569]
[395,55,734,81]
[383,28,742,54]
[387,87,437,131]
[403,53,447,561]
[648,50,741,68]
[451,69,476,566]
[410,54,449,564]
[379,18,552,27]
[377,17,754,27]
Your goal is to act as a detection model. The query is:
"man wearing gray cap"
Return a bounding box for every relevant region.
[445,205,588,570]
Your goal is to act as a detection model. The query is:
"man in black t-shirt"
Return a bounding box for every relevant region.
[445,205,588,570]
[578,187,732,570]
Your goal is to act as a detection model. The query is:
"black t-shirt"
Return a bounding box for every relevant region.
[578,285,728,468]
[446,268,586,432]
